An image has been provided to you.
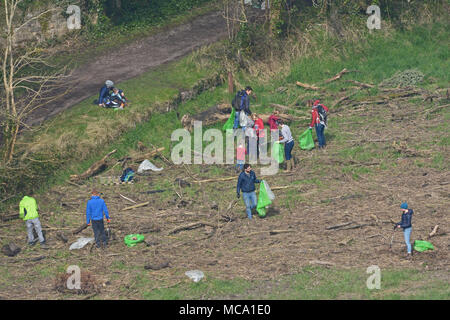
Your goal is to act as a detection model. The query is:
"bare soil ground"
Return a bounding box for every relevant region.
[26,10,227,127]
[0,89,448,299]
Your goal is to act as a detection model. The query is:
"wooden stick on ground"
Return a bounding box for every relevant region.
[326,222,353,230]
[323,68,351,84]
[122,201,150,211]
[428,225,439,239]
[168,221,220,235]
[344,80,375,88]
[296,81,321,90]
[72,223,89,235]
[119,194,137,204]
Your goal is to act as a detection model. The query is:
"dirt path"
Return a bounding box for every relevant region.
[27,10,227,127]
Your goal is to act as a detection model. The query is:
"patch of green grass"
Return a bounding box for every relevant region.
[136,267,449,300]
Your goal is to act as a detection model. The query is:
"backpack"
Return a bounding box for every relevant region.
[120,168,134,182]
[317,104,328,128]
[232,90,245,111]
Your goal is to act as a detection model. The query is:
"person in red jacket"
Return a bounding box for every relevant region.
[268,110,280,132]
[252,113,265,158]
[309,100,328,149]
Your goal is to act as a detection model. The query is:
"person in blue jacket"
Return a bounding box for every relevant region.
[86,189,110,249]
[395,202,413,257]
[236,164,261,219]
[98,80,114,108]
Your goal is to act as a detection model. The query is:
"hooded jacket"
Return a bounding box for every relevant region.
[19,196,39,221]
[86,196,110,224]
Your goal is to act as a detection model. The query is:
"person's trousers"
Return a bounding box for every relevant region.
[284,140,294,160]
[25,218,45,244]
[92,220,108,248]
[403,227,412,253]
[242,191,257,219]
[236,160,244,171]
[233,111,240,129]
[315,123,326,148]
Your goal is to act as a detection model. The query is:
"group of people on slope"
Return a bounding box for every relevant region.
[233,87,329,174]
[98,80,128,109]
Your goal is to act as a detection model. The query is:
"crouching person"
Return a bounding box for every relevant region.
[236,164,261,219]
[20,195,46,248]
[86,190,110,249]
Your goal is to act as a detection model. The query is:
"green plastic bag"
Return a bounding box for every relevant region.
[298,129,315,150]
[272,142,284,164]
[256,181,275,218]
[222,108,236,132]
[413,240,434,252]
[124,234,145,247]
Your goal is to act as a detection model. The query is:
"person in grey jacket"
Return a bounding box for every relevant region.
[236,164,261,219]
[276,120,295,171]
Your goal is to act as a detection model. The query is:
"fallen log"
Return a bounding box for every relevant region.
[326,222,353,230]
[428,225,439,239]
[269,230,296,235]
[132,147,165,163]
[1,213,18,222]
[72,223,89,235]
[296,81,320,90]
[168,221,219,235]
[323,68,351,84]
[70,150,117,181]
[122,201,150,211]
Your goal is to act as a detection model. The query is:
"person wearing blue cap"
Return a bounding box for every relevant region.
[395,202,413,258]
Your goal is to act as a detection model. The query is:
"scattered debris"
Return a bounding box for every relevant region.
[168,221,220,235]
[380,69,424,88]
[185,270,204,282]
[2,242,21,257]
[175,178,191,188]
[57,232,68,243]
[69,238,94,250]
[144,260,170,270]
[54,270,99,295]
[137,159,163,173]
[322,68,352,84]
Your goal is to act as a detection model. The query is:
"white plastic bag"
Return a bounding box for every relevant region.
[69,237,94,250]
[263,180,275,201]
[137,159,163,173]
[185,270,204,282]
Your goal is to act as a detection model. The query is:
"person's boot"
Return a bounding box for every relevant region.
[290,159,295,170]
[286,160,291,172]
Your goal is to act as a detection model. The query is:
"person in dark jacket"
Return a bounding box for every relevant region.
[395,202,413,257]
[236,164,261,219]
[86,190,110,249]
[98,80,114,107]
[233,86,253,130]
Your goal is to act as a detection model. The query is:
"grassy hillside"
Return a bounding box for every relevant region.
[0,8,448,300]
